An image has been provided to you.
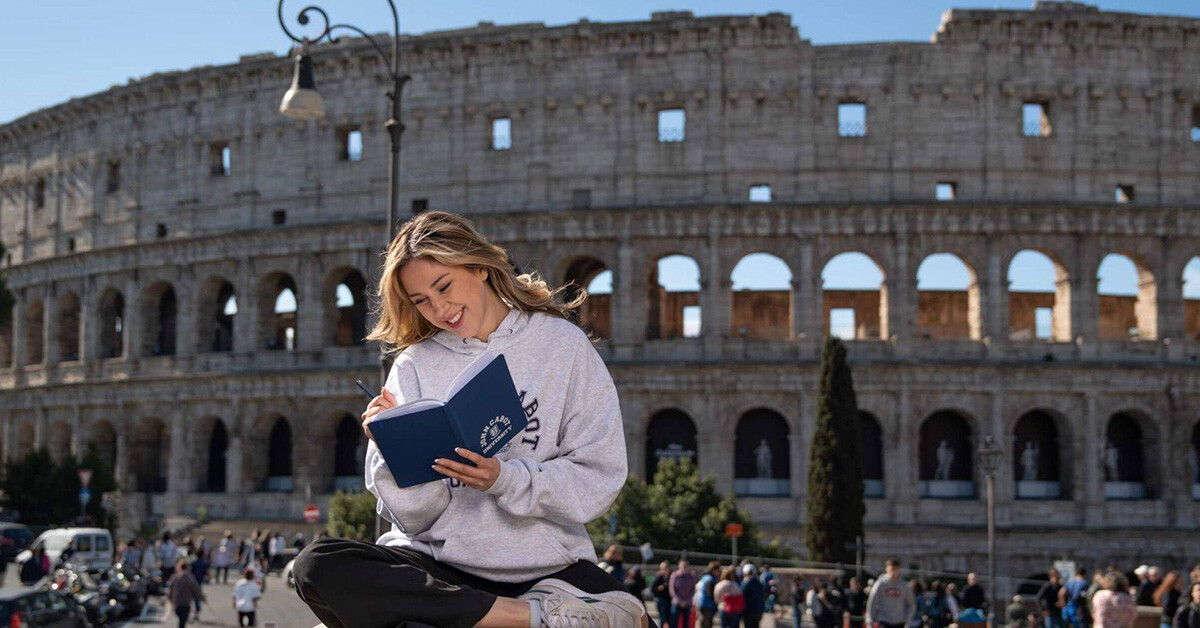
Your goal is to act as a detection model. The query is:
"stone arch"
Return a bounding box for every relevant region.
[57,291,81,362]
[15,422,35,456]
[729,253,793,340]
[47,420,72,462]
[265,416,294,492]
[98,287,125,359]
[918,409,976,498]
[0,300,13,367]
[197,276,236,353]
[88,420,117,472]
[860,410,884,498]
[1190,422,1200,493]
[333,414,366,491]
[193,416,229,493]
[24,297,44,365]
[140,281,178,356]
[1007,249,1071,342]
[1182,257,1200,340]
[916,253,980,340]
[1012,410,1067,499]
[733,407,790,496]
[561,256,613,340]
[1103,411,1161,499]
[258,272,298,351]
[646,254,702,340]
[821,251,887,340]
[132,417,168,493]
[644,408,698,482]
[1097,253,1157,341]
[325,268,368,347]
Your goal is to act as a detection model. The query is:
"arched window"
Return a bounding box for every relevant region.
[733,408,790,496]
[1181,257,1199,340]
[205,420,228,493]
[98,288,125,359]
[860,411,884,498]
[330,271,368,346]
[24,298,44,365]
[48,421,72,462]
[142,283,178,356]
[334,415,366,491]
[647,256,702,339]
[1104,413,1147,500]
[918,410,974,498]
[1097,254,1156,341]
[730,253,793,340]
[916,253,979,340]
[89,420,117,471]
[562,257,612,340]
[1190,423,1200,499]
[259,273,298,351]
[1008,250,1070,341]
[266,418,293,492]
[198,278,236,353]
[57,292,81,362]
[821,252,886,340]
[1013,411,1062,499]
[644,409,698,482]
[133,418,167,493]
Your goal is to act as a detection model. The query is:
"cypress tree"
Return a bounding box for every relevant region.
[805,337,865,564]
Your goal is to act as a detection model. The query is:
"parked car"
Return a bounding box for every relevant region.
[17,529,113,571]
[284,557,296,589]
[0,584,90,627]
[0,523,33,561]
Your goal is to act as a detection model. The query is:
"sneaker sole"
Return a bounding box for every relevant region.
[531,578,648,628]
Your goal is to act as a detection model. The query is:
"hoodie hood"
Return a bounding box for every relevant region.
[430,306,531,355]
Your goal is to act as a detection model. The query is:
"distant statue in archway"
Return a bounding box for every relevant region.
[1104,441,1120,481]
[1020,441,1040,481]
[755,439,772,478]
[934,439,954,480]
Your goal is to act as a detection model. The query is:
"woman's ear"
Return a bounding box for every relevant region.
[476,267,488,282]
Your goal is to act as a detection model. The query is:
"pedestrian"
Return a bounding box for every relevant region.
[1156,572,1183,628]
[233,566,263,627]
[215,530,235,584]
[601,545,627,583]
[1174,582,1200,628]
[159,532,178,583]
[946,582,963,623]
[868,558,918,628]
[1062,569,1091,628]
[1140,569,1164,607]
[1092,571,1137,628]
[293,533,305,551]
[291,211,647,628]
[845,577,869,628]
[653,561,675,628]
[167,558,206,628]
[963,573,987,613]
[761,564,779,620]
[670,559,699,628]
[792,577,809,628]
[927,580,951,628]
[189,544,209,621]
[272,533,286,571]
[19,547,47,584]
[714,567,745,628]
[1039,570,1064,628]
[909,581,926,628]
[741,564,767,628]
[625,567,645,601]
[696,561,721,628]
[813,582,842,628]
[263,529,276,574]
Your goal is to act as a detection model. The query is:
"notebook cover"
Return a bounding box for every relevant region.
[445,354,529,457]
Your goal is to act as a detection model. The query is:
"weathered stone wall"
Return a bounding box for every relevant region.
[1,3,1199,583]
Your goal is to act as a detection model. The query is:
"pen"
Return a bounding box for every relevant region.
[355,380,377,399]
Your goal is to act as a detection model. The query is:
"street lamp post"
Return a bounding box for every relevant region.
[978,435,1002,628]
[278,1,410,538]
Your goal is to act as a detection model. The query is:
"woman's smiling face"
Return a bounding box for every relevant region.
[400,256,497,339]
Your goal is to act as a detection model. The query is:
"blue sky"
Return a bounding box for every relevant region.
[4,1,1199,298]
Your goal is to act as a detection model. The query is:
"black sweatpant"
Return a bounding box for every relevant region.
[293,537,656,628]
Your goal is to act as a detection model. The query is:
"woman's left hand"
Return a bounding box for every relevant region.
[433,448,501,491]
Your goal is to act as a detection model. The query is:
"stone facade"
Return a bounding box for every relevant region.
[2,3,1200,588]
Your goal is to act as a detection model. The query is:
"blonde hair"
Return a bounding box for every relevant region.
[365,211,586,354]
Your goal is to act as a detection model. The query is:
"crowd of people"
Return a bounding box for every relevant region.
[595,547,1200,628]
[110,528,318,627]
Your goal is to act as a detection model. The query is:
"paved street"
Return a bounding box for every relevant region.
[114,570,320,628]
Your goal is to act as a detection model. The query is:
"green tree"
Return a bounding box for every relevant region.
[587,457,792,559]
[327,490,378,541]
[805,337,865,564]
[0,446,118,527]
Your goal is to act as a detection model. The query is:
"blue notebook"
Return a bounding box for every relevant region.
[370,353,528,488]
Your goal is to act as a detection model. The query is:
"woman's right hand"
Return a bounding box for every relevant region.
[360,388,398,442]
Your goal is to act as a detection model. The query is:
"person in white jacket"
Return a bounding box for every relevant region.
[292,211,648,628]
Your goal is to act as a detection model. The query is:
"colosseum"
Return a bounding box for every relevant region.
[2,1,1199,587]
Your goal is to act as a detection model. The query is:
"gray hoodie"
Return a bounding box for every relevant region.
[865,574,916,625]
[364,307,627,582]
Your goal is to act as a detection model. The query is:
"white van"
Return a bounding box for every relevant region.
[16,527,113,570]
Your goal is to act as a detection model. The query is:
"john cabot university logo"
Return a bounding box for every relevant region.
[479,414,514,454]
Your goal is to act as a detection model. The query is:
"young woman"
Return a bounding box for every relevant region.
[293,211,648,628]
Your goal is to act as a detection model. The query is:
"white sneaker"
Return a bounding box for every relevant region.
[519,578,648,628]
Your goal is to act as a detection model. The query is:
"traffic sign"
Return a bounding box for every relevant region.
[303,503,320,523]
[78,488,91,507]
[77,469,93,489]
[725,523,743,538]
